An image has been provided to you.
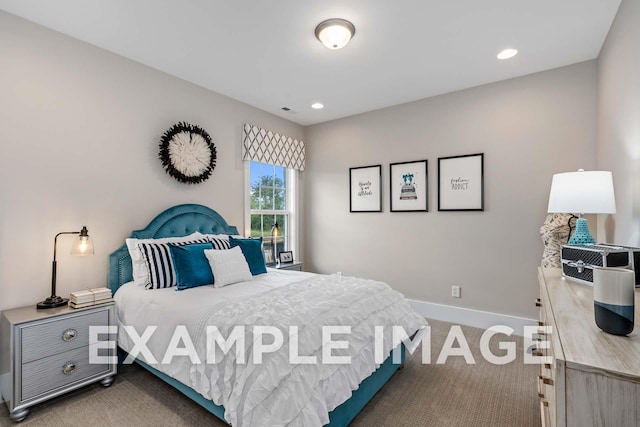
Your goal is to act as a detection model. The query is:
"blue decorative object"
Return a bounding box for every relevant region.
[169,242,214,290]
[229,236,267,275]
[593,267,635,335]
[568,217,595,245]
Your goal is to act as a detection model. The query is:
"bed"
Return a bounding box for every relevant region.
[108,204,426,426]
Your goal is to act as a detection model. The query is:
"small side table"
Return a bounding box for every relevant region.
[274,261,304,272]
[0,302,117,422]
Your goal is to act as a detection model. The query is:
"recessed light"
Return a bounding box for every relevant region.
[311,103,324,109]
[497,48,518,60]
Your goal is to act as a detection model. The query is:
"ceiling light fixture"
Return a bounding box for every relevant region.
[311,102,324,109]
[497,48,518,60]
[315,18,355,50]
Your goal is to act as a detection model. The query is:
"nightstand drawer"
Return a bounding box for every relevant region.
[21,345,110,401]
[21,310,109,363]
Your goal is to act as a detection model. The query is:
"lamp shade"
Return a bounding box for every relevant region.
[547,170,616,214]
[70,226,94,256]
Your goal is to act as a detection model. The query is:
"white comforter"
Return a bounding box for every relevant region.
[115,270,427,426]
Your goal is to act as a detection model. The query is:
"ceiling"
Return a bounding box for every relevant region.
[0,0,621,126]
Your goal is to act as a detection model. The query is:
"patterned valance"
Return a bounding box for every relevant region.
[242,123,305,171]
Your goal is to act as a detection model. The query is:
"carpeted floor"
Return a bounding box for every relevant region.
[0,319,541,426]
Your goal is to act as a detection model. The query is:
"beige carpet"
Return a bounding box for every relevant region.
[0,319,541,426]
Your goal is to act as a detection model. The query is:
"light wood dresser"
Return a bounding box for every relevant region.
[0,302,117,422]
[536,267,640,427]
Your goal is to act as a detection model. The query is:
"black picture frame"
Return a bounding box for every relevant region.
[438,153,484,211]
[349,165,382,212]
[279,251,294,263]
[390,160,428,212]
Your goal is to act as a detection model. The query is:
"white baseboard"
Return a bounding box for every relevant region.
[408,299,536,336]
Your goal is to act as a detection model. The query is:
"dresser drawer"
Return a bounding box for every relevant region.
[21,345,110,401]
[21,310,109,363]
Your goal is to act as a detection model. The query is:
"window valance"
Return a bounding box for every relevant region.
[242,123,305,171]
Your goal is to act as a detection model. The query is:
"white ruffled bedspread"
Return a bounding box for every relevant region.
[187,273,428,427]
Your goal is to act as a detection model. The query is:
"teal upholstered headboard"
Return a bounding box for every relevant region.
[108,204,239,294]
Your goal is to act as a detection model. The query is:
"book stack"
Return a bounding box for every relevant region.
[69,287,113,309]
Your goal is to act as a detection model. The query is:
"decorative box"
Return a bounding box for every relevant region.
[561,244,640,287]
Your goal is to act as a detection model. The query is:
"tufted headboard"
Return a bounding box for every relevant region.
[108,204,239,294]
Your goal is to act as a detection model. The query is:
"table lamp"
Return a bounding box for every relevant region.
[37,226,94,309]
[547,170,616,245]
[271,221,279,265]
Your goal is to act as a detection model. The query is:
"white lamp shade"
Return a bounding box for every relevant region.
[547,170,616,214]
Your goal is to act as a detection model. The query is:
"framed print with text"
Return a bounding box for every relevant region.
[350,165,382,212]
[438,153,484,211]
[390,160,428,212]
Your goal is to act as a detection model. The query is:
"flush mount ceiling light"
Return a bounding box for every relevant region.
[497,48,518,59]
[315,18,355,49]
[311,102,324,109]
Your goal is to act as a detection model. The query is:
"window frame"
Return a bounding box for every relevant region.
[244,161,298,260]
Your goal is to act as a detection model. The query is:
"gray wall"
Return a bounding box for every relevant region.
[305,62,598,318]
[0,11,304,312]
[597,0,640,245]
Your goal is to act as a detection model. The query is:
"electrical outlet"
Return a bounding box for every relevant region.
[451,285,461,298]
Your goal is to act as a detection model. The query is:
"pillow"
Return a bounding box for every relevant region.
[138,237,210,289]
[204,247,252,288]
[169,242,215,290]
[229,236,267,276]
[205,234,233,250]
[125,232,204,286]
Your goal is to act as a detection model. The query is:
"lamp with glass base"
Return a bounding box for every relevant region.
[547,170,616,245]
[37,226,94,309]
[270,221,280,266]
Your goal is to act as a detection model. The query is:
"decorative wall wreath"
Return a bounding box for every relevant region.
[159,122,217,184]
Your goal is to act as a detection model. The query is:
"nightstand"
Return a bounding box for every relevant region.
[0,302,117,422]
[275,261,304,271]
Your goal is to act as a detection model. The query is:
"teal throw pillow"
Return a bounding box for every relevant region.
[169,242,214,290]
[229,237,267,275]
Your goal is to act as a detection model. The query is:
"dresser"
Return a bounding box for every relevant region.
[0,303,117,422]
[536,268,640,427]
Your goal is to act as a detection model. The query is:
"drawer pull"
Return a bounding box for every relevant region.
[62,329,78,342]
[542,400,549,407]
[62,362,77,375]
[539,375,554,386]
[544,363,552,370]
[533,350,544,357]
[538,392,545,399]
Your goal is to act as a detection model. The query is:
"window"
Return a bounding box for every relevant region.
[246,161,296,264]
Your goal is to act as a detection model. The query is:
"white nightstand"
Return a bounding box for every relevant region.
[0,302,117,422]
[275,261,304,271]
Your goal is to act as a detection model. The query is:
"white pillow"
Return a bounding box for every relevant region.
[125,232,204,286]
[205,247,252,288]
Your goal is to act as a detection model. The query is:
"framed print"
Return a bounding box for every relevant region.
[349,165,382,212]
[279,251,293,263]
[390,160,428,212]
[263,248,274,265]
[438,153,484,211]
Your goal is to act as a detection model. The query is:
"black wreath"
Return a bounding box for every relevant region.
[159,122,217,184]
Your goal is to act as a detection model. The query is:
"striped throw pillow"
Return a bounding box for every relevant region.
[139,238,209,289]
[208,236,231,250]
